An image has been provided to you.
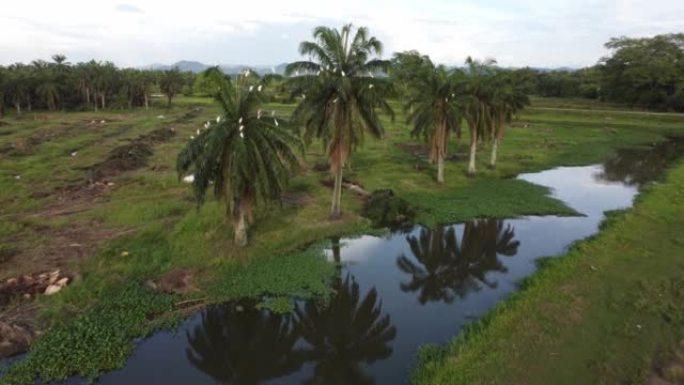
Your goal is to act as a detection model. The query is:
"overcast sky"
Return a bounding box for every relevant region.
[1,0,683,68]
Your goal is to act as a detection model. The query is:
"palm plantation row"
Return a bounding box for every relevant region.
[0,57,190,115]
[177,24,531,246]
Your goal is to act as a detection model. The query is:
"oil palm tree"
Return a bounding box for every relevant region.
[463,57,497,176]
[404,59,465,183]
[488,73,530,168]
[287,24,394,219]
[5,64,30,114]
[31,62,59,111]
[75,62,94,108]
[159,67,184,107]
[177,67,302,247]
[397,219,520,304]
[295,273,396,385]
[92,61,117,110]
[186,301,303,385]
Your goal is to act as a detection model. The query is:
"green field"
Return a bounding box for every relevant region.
[1,96,684,383]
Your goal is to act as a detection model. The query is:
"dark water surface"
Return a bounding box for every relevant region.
[5,137,683,385]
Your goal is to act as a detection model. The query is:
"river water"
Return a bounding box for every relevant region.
[5,137,684,385]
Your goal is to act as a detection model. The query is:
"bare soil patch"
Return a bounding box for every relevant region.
[0,126,177,358]
[86,127,175,182]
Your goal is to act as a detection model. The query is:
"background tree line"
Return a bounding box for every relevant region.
[392,33,684,111]
[516,33,684,111]
[1,32,682,118]
[0,56,196,117]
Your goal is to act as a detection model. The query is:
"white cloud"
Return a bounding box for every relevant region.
[0,0,683,67]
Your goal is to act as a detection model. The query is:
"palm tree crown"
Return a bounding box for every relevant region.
[287,24,394,219]
[177,67,302,246]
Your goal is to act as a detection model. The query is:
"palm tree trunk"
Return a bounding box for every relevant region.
[436,119,447,184]
[101,94,106,109]
[233,205,248,247]
[331,161,343,220]
[468,126,477,176]
[437,153,445,183]
[144,94,149,110]
[490,138,499,168]
[85,87,91,107]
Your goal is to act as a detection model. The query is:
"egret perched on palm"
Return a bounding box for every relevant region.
[177,67,302,247]
[287,24,394,219]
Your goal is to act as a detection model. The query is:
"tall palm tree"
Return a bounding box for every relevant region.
[287,24,394,219]
[462,57,497,176]
[404,59,465,183]
[295,274,396,385]
[397,219,520,304]
[488,72,530,168]
[177,68,302,247]
[186,301,303,385]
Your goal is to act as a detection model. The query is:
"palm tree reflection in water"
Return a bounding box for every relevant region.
[295,274,396,385]
[186,264,396,385]
[186,301,302,385]
[397,219,520,304]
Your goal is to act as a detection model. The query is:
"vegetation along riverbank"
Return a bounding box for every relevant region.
[1,27,684,385]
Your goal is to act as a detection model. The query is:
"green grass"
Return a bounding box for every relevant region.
[412,159,684,385]
[1,96,683,384]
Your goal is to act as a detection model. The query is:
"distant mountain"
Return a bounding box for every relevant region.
[144,61,289,75]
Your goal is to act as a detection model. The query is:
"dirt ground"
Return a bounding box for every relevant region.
[0,125,176,359]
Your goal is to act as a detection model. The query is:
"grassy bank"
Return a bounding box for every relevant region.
[413,159,684,385]
[1,97,684,383]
